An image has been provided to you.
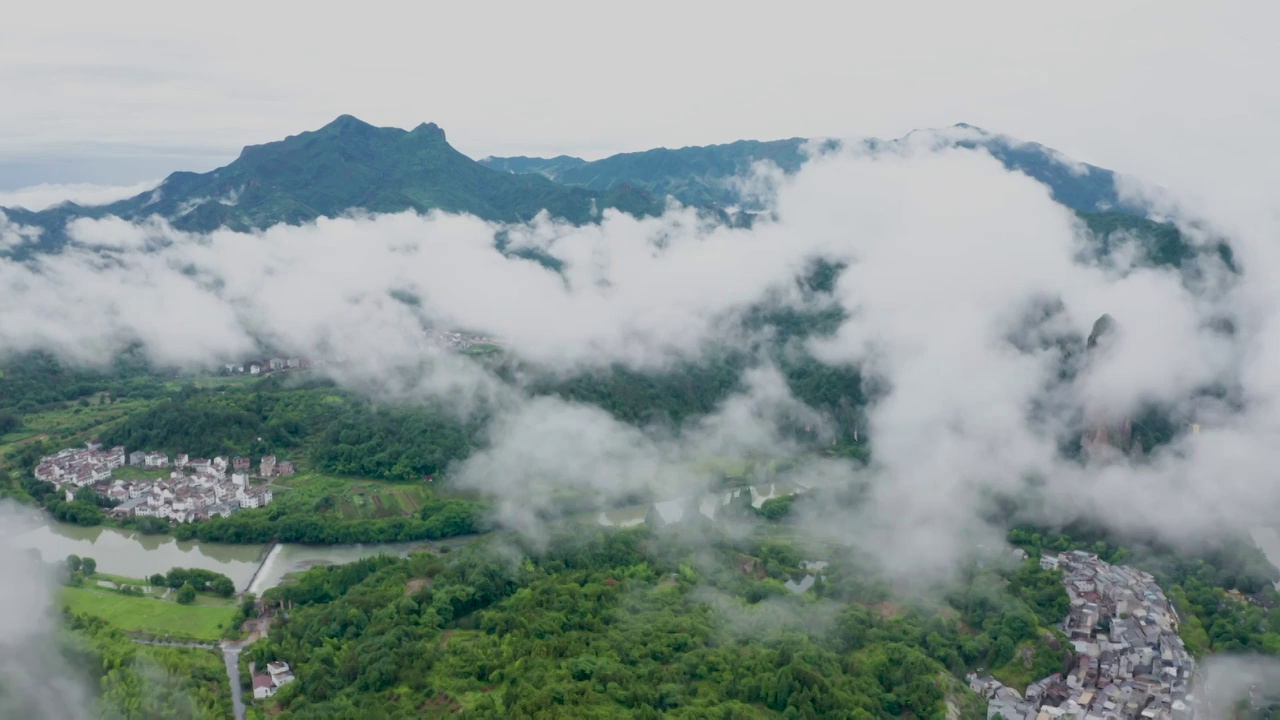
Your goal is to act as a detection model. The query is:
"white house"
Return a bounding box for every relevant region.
[252,674,275,699]
[252,660,295,699]
[267,661,294,684]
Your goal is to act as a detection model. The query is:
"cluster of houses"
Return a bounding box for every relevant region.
[970,551,1196,720]
[222,356,317,375]
[251,661,295,699]
[33,440,126,487]
[34,441,296,524]
[427,329,500,351]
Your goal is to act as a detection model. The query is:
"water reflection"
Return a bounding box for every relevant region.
[7,516,266,589]
[3,510,481,593]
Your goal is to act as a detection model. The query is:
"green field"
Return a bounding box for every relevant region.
[272,472,438,520]
[94,572,153,587]
[110,465,169,482]
[0,430,34,444]
[62,585,238,641]
[0,430,44,460]
[18,398,156,446]
[461,342,503,356]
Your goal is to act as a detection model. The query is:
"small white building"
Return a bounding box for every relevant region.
[252,660,295,699]
[252,674,275,699]
[237,486,273,509]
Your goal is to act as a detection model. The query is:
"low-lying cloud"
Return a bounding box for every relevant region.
[0,503,94,719]
[0,179,158,212]
[2,135,1279,588]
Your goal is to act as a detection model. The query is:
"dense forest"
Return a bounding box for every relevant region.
[0,350,164,412]
[234,523,1085,718]
[172,493,486,544]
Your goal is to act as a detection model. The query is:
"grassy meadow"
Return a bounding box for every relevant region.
[62,584,238,641]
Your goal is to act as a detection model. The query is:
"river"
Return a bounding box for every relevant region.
[3,479,808,593]
[2,510,465,593]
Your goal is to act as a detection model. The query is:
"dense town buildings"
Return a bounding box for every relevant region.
[970,551,1195,720]
[34,441,285,523]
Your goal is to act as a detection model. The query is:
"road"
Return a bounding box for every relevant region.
[222,642,246,720]
[220,616,269,720]
[129,638,217,650]
[131,637,245,719]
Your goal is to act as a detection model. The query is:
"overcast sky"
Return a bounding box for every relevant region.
[1,0,1276,212]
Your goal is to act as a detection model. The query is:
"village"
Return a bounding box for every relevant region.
[426,329,502,352]
[221,355,317,376]
[969,551,1196,720]
[33,440,295,523]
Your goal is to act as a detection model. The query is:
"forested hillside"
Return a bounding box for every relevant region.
[241,525,1077,718]
[0,116,664,256]
[2,116,1221,272]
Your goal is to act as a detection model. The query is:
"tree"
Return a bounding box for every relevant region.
[66,555,82,573]
[80,557,97,576]
[176,583,196,604]
[210,575,236,597]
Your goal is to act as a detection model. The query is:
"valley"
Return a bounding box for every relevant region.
[0,111,1274,719]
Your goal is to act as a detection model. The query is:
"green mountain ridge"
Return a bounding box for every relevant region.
[0,115,665,256]
[1,116,1213,272]
[479,124,1135,215]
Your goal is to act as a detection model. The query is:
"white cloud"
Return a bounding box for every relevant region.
[0,180,156,211]
[0,138,1275,585]
[0,504,94,719]
[0,212,42,250]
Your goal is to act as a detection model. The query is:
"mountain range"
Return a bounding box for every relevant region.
[1,115,1197,265]
[479,124,1135,216]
